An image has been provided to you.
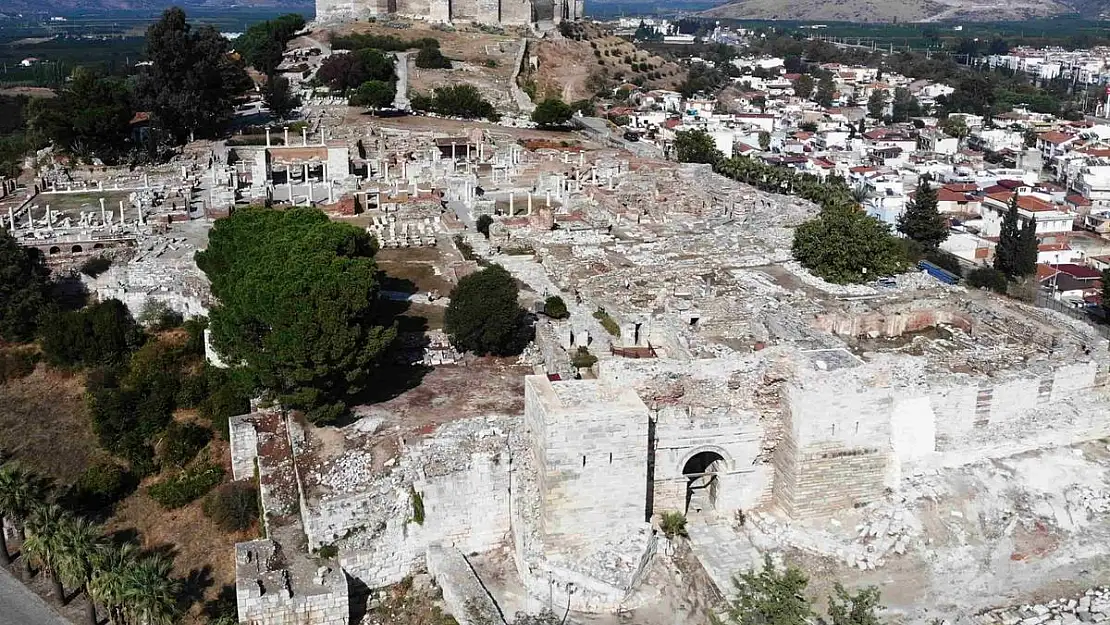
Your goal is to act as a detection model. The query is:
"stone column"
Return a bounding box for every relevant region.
[266,127,272,147]
[45,205,52,230]
[8,206,14,231]
[545,190,551,207]
[579,151,585,167]
[119,201,125,224]
[136,205,143,225]
[100,198,107,226]
[302,127,308,146]
[284,127,290,146]
[307,179,314,206]
[527,193,533,216]
[451,142,457,161]
[509,192,514,215]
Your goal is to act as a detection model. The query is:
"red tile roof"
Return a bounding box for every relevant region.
[1051,263,1102,280]
[1039,130,1073,145]
[1066,193,1092,207]
[984,192,1056,212]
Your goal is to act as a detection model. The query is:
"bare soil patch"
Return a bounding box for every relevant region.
[0,366,106,484]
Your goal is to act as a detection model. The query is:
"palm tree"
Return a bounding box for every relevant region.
[122,554,180,625]
[0,464,50,577]
[56,516,103,625]
[23,504,71,604]
[89,542,138,625]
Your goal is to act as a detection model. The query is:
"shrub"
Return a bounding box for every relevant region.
[317,544,339,558]
[203,481,260,532]
[593,308,620,336]
[570,346,597,370]
[139,299,183,330]
[183,317,208,356]
[349,80,396,109]
[544,295,569,319]
[476,214,494,239]
[415,46,452,69]
[148,460,225,509]
[410,486,425,525]
[80,256,112,278]
[967,267,1008,294]
[161,421,213,468]
[454,234,478,261]
[40,299,142,367]
[660,511,687,538]
[73,461,134,508]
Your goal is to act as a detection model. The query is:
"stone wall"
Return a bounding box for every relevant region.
[235,540,350,625]
[523,375,648,544]
[229,414,259,481]
[772,353,1110,518]
[426,544,507,625]
[325,420,513,589]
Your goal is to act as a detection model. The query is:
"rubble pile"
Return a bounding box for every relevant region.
[976,588,1110,625]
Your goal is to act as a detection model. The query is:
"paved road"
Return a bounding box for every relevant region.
[0,568,71,625]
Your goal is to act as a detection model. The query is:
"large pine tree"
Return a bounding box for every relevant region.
[898,177,948,249]
[993,194,1022,278]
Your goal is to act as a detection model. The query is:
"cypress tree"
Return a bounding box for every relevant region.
[1017,214,1039,277]
[897,177,948,249]
[994,194,1021,278]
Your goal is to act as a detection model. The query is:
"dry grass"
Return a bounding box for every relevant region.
[107,440,252,624]
[0,366,106,484]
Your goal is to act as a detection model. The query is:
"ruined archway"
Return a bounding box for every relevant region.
[48,246,60,254]
[71,245,83,253]
[682,450,725,516]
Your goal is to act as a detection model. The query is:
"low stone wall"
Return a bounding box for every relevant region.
[426,544,506,625]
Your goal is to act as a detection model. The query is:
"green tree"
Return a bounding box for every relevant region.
[196,208,397,424]
[968,266,1008,293]
[24,504,70,604]
[263,74,300,120]
[56,516,103,625]
[794,74,815,100]
[0,465,49,572]
[1017,214,1039,277]
[0,229,50,343]
[1102,268,1110,316]
[137,7,252,143]
[318,48,396,92]
[531,97,574,129]
[758,131,771,151]
[235,14,305,75]
[29,68,133,163]
[815,77,835,108]
[897,177,948,249]
[544,295,569,319]
[720,556,814,625]
[444,264,533,356]
[890,87,921,123]
[121,554,179,625]
[674,129,722,164]
[821,583,883,625]
[39,300,142,368]
[993,194,1022,278]
[793,205,907,284]
[349,80,396,109]
[941,116,969,141]
[477,214,494,238]
[414,45,452,69]
[88,542,138,625]
[867,89,886,119]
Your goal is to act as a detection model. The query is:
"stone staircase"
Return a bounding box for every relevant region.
[685,519,760,598]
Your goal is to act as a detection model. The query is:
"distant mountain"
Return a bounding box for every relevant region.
[0,0,312,14]
[697,0,1097,22]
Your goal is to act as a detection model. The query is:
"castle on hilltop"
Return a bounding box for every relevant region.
[315,0,583,26]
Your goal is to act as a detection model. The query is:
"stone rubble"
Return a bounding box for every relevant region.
[976,587,1110,625]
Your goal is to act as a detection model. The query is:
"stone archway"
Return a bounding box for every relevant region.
[682,450,726,517]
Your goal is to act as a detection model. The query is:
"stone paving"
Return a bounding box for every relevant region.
[684,519,758,596]
[976,587,1110,625]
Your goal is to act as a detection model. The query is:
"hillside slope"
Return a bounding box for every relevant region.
[698,0,1076,22]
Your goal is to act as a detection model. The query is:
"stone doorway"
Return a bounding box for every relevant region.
[683,451,724,518]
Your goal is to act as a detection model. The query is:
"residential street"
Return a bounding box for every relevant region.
[0,568,71,625]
